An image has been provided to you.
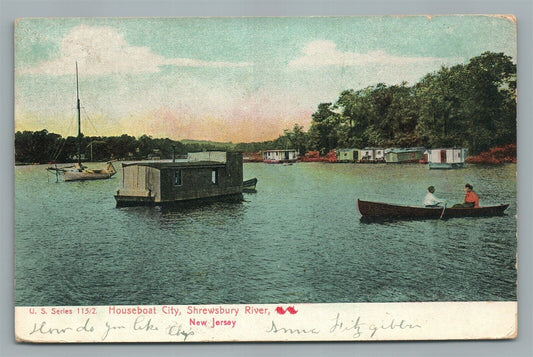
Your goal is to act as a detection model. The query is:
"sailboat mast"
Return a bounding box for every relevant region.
[76,62,82,166]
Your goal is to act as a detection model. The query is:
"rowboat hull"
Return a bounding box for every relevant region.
[357,199,509,219]
[64,171,115,181]
[243,178,257,192]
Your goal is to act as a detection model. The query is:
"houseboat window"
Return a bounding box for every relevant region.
[211,169,218,184]
[173,170,182,186]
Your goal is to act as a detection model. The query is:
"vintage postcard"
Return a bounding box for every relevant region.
[14,15,517,343]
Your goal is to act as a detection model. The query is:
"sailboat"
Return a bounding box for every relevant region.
[47,63,116,181]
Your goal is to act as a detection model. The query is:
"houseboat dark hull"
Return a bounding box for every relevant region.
[115,192,243,208]
[428,162,467,169]
[357,199,509,219]
[263,159,298,164]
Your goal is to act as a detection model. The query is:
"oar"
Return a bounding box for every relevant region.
[439,203,447,219]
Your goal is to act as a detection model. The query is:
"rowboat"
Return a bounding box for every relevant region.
[243,178,258,192]
[357,199,509,219]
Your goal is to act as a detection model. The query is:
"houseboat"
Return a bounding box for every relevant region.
[114,151,243,207]
[426,148,467,169]
[384,147,426,163]
[358,148,385,163]
[336,148,358,163]
[262,149,299,164]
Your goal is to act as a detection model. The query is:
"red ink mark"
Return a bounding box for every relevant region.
[275,307,286,315]
[275,306,298,315]
[286,306,298,314]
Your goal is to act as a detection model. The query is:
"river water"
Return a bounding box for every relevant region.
[15,162,517,306]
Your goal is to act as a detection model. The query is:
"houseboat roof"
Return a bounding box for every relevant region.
[337,148,357,152]
[122,161,226,169]
[385,147,426,153]
[263,149,297,152]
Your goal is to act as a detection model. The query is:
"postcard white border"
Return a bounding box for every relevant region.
[15,301,516,343]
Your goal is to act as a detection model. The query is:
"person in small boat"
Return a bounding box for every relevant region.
[423,186,447,207]
[452,184,479,208]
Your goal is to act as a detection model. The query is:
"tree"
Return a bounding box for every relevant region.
[15,129,63,163]
[283,124,308,155]
[415,52,516,154]
[462,52,516,153]
[307,103,341,154]
[414,66,466,148]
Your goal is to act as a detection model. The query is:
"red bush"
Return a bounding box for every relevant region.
[466,144,517,164]
[243,152,263,162]
[300,150,337,162]
[324,150,338,162]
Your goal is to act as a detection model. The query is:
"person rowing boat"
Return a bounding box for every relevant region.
[423,186,447,207]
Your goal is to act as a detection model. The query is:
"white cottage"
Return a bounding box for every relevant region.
[358,148,385,163]
[262,149,299,163]
[426,148,467,169]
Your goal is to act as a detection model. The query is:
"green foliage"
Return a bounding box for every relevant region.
[15,129,63,164]
[308,52,516,155]
[15,132,228,163]
[307,103,340,155]
[283,124,308,155]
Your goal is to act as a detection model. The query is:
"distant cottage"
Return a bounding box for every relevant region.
[262,149,299,163]
[114,151,243,207]
[426,148,467,169]
[336,148,358,163]
[384,148,425,163]
[358,148,385,163]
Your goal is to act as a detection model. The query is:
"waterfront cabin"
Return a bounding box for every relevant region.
[262,149,299,163]
[358,148,385,163]
[426,148,467,169]
[336,148,358,163]
[384,147,426,163]
[114,151,243,207]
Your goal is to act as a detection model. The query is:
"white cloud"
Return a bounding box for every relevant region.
[19,25,251,75]
[288,40,460,69]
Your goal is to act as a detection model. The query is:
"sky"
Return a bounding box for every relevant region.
[14,15,516,143]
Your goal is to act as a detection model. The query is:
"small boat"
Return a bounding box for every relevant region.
[61,162,116,181]
[243,178,258,192]
[357,199,509,220]
[46,62,116,182]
